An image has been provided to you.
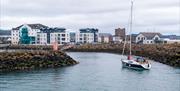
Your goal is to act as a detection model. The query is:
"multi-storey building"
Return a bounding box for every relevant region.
[69,32,76,43]
[115,28,126,40]
[76,28,98,44]
[36,27,70,45]
[76,32,94,44]
[36,32,48,45]
[11,28,19,44]
[11,24,48,44]
[11,24,99,45]
[50,31,70,45]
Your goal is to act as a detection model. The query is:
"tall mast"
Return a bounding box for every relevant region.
[129,0,134,55]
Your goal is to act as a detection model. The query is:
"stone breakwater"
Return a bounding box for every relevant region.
[68,44,180,67]
[0,45,56,50]
[0,51,79,72]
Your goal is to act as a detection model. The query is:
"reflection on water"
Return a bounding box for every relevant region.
[0,52,180,91]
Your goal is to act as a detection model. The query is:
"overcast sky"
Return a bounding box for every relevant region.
[0,0,180,35]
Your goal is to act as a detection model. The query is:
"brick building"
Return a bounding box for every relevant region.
[115,28,126,40]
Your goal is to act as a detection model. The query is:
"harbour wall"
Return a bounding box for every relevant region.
[67,44,180,67]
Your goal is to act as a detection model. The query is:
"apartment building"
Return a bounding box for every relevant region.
[37,27,70,45]
[76,28,98,44]
[11,24,48,44]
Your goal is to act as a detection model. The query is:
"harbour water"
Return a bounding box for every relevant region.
[0,52,180,91]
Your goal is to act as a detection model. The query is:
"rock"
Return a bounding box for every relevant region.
[0,50,78,72]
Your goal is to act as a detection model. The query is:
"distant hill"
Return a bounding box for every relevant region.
[161,35,180,40]
[0,29,11,35]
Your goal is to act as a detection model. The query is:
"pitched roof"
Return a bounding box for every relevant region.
[139,32,161,39]
[12,24,48,30]
[126,34,138,41]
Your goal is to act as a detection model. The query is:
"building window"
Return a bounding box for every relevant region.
[62,34,65,37]
[155,37,159,40]
[138,37,140,40]
[58,37,60,40]
[62,38,65,41]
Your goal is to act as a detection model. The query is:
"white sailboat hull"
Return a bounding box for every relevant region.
[121,59,151,70]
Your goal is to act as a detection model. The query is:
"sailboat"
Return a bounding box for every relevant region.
[121,0,151,70]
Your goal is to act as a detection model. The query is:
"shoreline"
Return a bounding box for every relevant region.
[67,44,180,67]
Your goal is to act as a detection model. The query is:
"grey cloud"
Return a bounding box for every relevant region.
[0,0,179,35]
[1,0,128,16]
